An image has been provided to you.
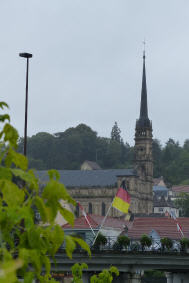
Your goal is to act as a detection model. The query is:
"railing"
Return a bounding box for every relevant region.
[59,236,187,254]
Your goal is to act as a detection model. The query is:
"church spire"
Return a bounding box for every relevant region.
[136,51,151,129]
[140,51,148,120]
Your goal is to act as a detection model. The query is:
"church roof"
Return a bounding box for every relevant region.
[37,168,136,188]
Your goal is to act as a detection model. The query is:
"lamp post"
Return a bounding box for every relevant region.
[19,52,33,156]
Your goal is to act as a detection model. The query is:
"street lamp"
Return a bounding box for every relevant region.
[19,52,33,156]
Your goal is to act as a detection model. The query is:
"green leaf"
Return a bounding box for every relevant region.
[65,235,76,259]
[109,266,119,276]
[11,169,38,192]
[19,249,42,275]
[3,123,18,148]
[42,179,76,206]
[71,237,91,257]
[23,271,34,283]
[34,196,48,223]
[41,256,51,274]
[48,169,60,181]
[20,206,34,230]
[0,114,10,123]
[5,148,28,170]
[27,227,47,253]
[0,180,24,207]
[71,263,88,282]
[0,101,9,109]
[0,167,12,180]
[58,204,74,226]
[0,259,23,283]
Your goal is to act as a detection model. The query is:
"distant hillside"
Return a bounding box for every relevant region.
[18,123,189,186]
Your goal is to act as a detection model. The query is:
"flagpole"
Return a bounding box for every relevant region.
[170,210,184,238]
[77,202,96,236]
[85,215,96,236]
[92,201,113,246]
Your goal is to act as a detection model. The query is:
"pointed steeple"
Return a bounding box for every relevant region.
[136,51,151,129]
[140,51,148,119]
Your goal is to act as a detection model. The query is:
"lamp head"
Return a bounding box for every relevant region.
[19,53,33,59]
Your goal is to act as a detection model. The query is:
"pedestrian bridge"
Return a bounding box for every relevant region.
[52,250,189,283]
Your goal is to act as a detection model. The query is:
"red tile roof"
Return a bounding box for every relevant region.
[62,214,131,230]
[63,215,189,241]
[90,215,131,229]
[128,217,189,240]
[172,185,189,193]
[63,215,98,229]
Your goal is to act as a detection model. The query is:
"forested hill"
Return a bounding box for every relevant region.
[18,122,189,186]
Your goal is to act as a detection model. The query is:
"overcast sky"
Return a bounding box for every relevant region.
[1,0,189,146]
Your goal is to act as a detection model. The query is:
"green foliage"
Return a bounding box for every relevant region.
[160,237,173,250]
[113,235,130,250]
[0,102,91,282]
[71,263,88,283]
[71,264,119,283]
[90,266,119,283]
[180,237,189,251]
[17,124,133,171]
[93,233,107,249]
[17,122,189,185]
[140,234,152,249]
[174,193,189,217]
[143,270,165,278]
[111,122,121,143]
[180,179,189,185]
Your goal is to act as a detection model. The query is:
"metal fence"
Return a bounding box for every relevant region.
[60,236,186,254]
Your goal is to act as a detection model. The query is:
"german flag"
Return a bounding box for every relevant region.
[112,181,130,214]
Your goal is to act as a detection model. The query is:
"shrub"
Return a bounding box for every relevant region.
[117,235,130,247]
[140,234,152,250]
[113,235,130,250]
[94,233,107,249]
[160,237,173,251]
[180,238,189,251]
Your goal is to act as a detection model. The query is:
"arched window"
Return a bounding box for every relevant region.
[75,203,79,217]
[88,203,92,214]
[102,202,106,216]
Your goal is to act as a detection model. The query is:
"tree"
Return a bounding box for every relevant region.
[18,132,56,169]
[110,122,121,143]
[0,102,90,282]
[162,139,181,166]
[175,193,189,217]
[105,140,122,168]
[161,139,181,184]
[183,139,189,151]
[152,139,162,177]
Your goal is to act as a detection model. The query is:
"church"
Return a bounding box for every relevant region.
[38,52,153,217]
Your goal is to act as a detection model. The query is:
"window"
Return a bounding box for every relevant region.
[102,202,106,216]
[89,203,92,214]
[158,208,163,212]
[76,203,79,217]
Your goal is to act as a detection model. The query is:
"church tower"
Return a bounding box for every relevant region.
[134,51,153,213]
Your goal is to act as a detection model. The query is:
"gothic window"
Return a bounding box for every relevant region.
[88,202,92,214]
[76,203,79,217]
[102,202,106,216]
